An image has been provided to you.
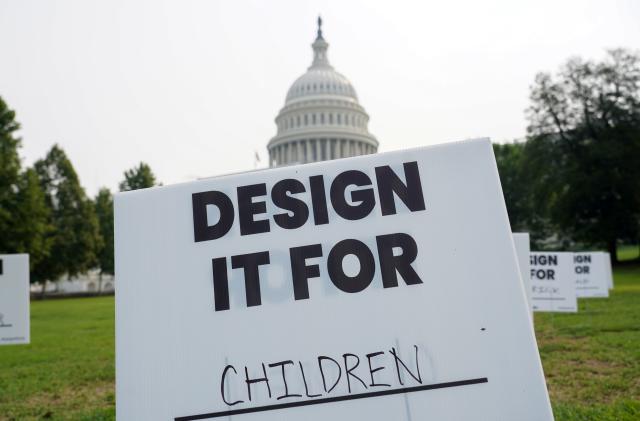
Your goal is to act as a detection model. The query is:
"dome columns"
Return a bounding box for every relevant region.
[268,138,376,166]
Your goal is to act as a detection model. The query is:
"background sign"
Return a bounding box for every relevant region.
[530,252,577,312]
[574,252,609,298]
[601,252,614,290]
[115,139,552,420]
[0,254,30,345]
[513,233,533,318]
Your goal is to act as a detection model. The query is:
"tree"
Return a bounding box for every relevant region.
[34,145,102,281]
[0,96,52,276]
[493,142,528,231]
[526,49,640,262]
[94,187,114,291]
[119,162,157,191]
[0,96,22,253]
[13,169,52,281]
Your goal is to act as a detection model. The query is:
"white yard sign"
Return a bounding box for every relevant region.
[601,252,614,290]
[513,233,533,317]
[530,252,577,312]
[0,254,30,345]
[573,253,609,298]
[115,139,552,420]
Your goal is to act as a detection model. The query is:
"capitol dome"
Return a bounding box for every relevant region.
[268,18,378,167]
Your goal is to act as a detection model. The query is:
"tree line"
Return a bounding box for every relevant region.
[0,97,158,287]
[494,49,640,263]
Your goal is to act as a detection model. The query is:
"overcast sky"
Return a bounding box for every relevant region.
[1,0,639,195]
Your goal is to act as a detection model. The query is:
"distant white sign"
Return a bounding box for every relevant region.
[601,252,614,290]
[0,254,30,345]
[573,253,609,298]
[530,252,577,312]
[115,139,552,420]
[513,233,533,318]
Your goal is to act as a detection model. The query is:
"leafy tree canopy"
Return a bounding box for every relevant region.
[119,162,158,191]
[34,145,102,280]
[0,96,22,252]
[525,49,640,260]
[94,188,114,276]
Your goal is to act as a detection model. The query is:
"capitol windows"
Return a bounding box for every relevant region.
[329,114,333,124]
[320,113,325,124]
[296,115,301,127]
[304,114,308,125]
[337,114,342,124]
[312,114,316,125]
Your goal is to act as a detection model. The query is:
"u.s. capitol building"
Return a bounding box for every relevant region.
[268,18,378,167]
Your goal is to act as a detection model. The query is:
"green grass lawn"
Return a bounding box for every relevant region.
[618,244,640,261]
[0,266,638,420]
[535,265,640,420]
[0,297,114,420]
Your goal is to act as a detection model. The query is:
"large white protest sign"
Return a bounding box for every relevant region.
[115,139,552,420]
[530,252,577,312]
[513,233,533,317]
[0,254,30,345]
[573,253,609,298]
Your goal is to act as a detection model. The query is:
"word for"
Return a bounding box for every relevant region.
[211,233,422,311]
[531,269,556,280]
[192,162,426,242]
[220,345,423,406]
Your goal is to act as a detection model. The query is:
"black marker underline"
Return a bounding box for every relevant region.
[175,377,488,420]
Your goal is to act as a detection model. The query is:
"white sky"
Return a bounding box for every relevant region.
[1,0,639,195]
